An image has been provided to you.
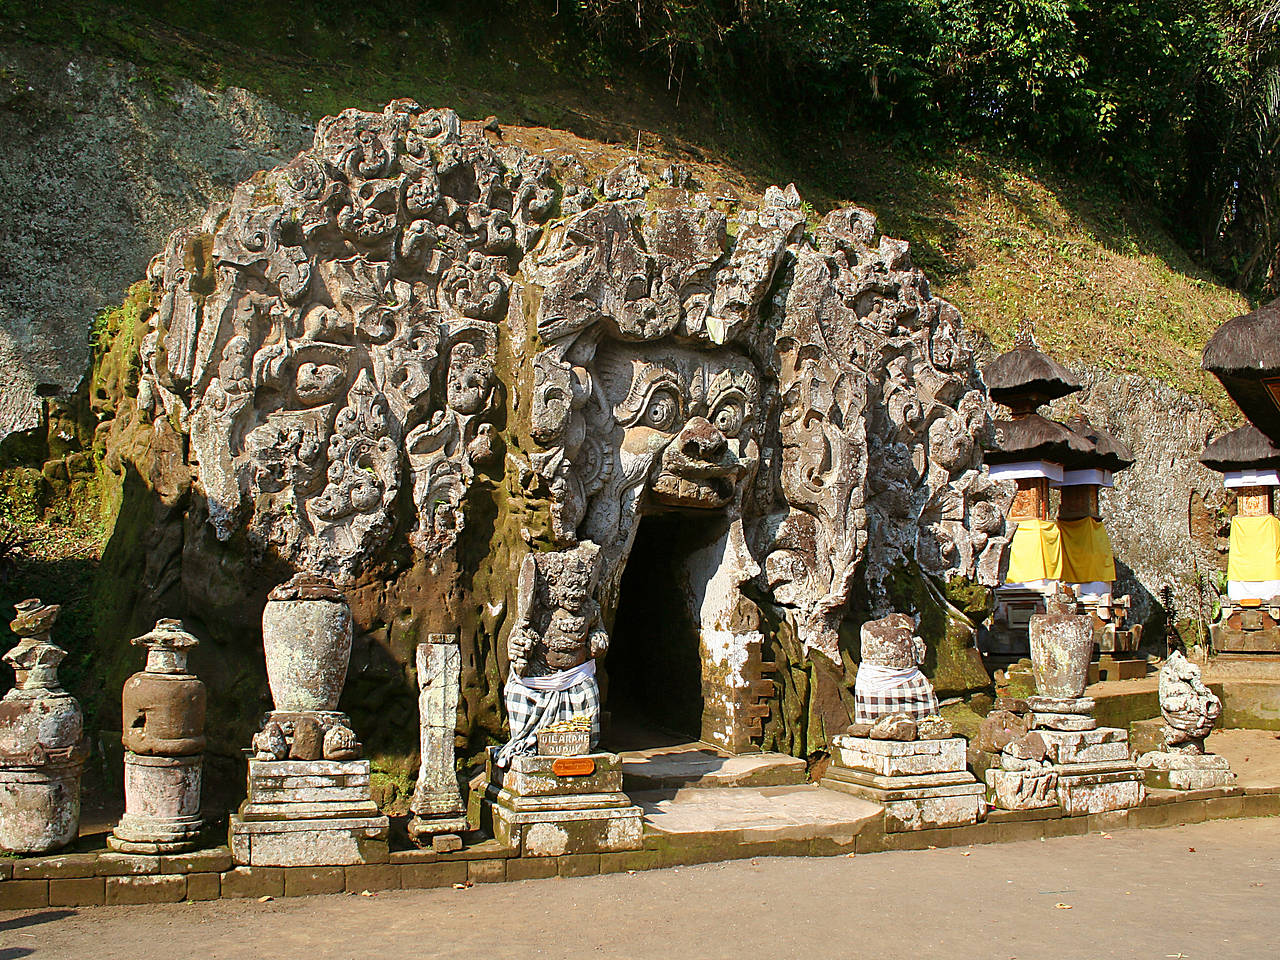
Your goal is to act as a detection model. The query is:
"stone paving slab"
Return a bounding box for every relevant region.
[621,744,807,790]
[631,785,881,842]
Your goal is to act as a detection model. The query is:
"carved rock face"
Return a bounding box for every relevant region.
[128,100,1014,691]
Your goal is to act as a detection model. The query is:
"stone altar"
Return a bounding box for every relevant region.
[987,589,1144,814]
[229,575,389,866]
[1136,650,1234,790]
[820,614,984,831]
[110,619,207,854]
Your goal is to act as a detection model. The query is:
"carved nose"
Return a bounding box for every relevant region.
[680,417,726,460]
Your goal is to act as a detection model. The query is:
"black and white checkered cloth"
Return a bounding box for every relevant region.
[853,669,939,723]
[495,667,601,767]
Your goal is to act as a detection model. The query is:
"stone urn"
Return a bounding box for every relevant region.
[1028,587,1094,699]
[110,619,207,853]
[0,599,89,854]
[262,574,353,713]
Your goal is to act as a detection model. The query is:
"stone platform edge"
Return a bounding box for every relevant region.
[2,785,1278,909]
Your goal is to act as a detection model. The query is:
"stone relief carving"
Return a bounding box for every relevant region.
[136,100,1012,696]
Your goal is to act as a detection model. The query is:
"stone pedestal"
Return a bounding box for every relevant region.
[408,637,469,844]
[483,753,643,856]
[229,759,389,866]
[1137,751,1235,790]
[820,736,985,831]
[988,701,1145,814]
[109,754,203,853]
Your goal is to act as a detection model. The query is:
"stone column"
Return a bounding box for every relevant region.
[109,619,207,853]
[408,634,469,846]
[0,600,88,854]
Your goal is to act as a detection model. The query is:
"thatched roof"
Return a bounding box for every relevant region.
[1202,298,1280,443]
[983,347,1082,408]
[986,413,1093,465]
[1200,423,1280,472]
[1061,416,1134,473]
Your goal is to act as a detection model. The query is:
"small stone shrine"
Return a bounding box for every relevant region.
[1200,423,1280,653]
[987,587,1144,814]
[0,599,88,855]
[982,335,1087,654]
[820,614,985,831]
[109,619,207,853]
[1136,650,1234,789]
[229,574,389,866]
[408,634,470,847]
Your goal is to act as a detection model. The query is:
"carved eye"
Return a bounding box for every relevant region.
[711,399,745,437]
[642,388,680,432]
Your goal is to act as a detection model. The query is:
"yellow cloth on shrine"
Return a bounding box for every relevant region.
[1058,517,1116,584]
[1227,515,1280,582]
[1006,518,1062,584]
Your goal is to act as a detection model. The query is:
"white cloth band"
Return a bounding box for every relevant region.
[507,659,596,692]
[855,664,924,694]
[1228,580,1280,602]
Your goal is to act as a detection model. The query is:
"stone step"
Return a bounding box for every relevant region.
[619,743,807,790]
[632,784,881,845]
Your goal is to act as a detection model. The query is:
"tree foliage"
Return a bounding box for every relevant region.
[574,0,1280,297]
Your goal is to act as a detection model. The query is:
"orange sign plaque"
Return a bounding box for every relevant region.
[552,756,596,777]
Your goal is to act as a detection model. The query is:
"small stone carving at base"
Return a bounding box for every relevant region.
[821,614,984,831]
[229,575,388,866]
[1136,650,1234,790]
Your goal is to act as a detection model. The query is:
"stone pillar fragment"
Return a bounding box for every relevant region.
[408,634,469,845]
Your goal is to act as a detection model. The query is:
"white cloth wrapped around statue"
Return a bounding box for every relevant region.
[853,613,939,723]
[496,661,601,766]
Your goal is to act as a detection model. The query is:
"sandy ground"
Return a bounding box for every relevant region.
[2,817,1277,960]
[1207,728,1280,787]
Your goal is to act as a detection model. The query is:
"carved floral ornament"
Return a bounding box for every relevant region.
[137,100,1013,661]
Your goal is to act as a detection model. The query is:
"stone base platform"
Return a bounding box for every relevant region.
[229,759,389,867]
[1138,751,1235,790]
[1089,655,1150,684]
[4,783,1279,909]
[484,753,643,857]
[619,741,807,791]
[989,727,1145,815]
[820,736,984,831]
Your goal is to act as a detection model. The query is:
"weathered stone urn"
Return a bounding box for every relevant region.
[0,599,89,854]
[109,619,207,853]
[1028,587,1093,699]
[262,574,353,714]
[231,574,388,866]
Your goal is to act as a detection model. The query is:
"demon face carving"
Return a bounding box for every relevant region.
[593,340,760,515]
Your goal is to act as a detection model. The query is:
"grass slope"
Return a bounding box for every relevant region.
[1,0,1251,414]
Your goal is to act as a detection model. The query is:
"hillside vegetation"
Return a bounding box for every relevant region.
[0,0,1255,412]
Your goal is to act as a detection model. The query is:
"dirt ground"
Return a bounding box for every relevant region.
[3,818,1277,960]
[1207,728,1280,786]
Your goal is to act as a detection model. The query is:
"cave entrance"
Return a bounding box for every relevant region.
[603,512,727,748]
